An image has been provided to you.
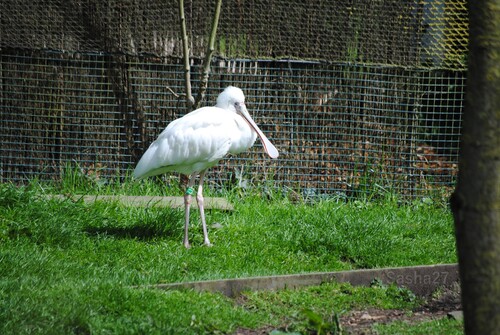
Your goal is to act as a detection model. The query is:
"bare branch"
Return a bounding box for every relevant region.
[194,0,223,109]
[165,86,182,98]
[178,0,195,111]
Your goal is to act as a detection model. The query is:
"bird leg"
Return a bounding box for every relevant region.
[196,170,212,246]
[183,174,198,249]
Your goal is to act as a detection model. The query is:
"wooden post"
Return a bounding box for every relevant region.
[450,1,500,334]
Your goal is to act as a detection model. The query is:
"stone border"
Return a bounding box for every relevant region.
[46,195,234,210]
[150,264,459,297]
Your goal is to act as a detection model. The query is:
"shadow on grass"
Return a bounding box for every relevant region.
[84,220,182,241]
[86,226,166,241]
[83,206,185,241]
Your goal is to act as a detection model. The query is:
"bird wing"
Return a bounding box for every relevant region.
[133,107,235,178]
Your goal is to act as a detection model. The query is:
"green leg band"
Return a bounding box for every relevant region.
[185,187,195,195]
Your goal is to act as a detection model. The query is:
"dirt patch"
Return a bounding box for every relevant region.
[234,283,462,335]
[341,283,461,334]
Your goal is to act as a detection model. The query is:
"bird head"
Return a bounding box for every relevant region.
[216,86,279,159]
[216,86,246,112]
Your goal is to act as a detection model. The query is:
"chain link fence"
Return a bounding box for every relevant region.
[1,0,467,199]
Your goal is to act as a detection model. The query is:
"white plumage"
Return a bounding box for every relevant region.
[133,86,278,248]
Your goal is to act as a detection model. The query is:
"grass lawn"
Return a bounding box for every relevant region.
[0,177,461,334]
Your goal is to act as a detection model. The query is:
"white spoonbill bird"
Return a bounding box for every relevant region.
[133,86,279,248]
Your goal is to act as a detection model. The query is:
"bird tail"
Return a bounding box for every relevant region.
[133,144,159,179]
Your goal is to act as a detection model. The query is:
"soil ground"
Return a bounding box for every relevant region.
[233,283,462,334]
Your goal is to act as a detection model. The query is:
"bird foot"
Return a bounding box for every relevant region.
[203,241,213,247]
[183,241,191,249]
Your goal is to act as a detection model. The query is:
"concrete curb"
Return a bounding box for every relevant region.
[150,264,459,297]
[47,194,234,210]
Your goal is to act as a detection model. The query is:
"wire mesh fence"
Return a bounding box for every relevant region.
[1,0,467,199]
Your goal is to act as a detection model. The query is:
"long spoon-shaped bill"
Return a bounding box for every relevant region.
[239,106,279,159]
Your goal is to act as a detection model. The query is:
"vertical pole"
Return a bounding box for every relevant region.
[451,1,500,334]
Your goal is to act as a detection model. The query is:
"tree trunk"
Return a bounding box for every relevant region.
[450,1,500,334]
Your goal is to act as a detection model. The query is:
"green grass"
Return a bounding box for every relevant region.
[0,176,460,334]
